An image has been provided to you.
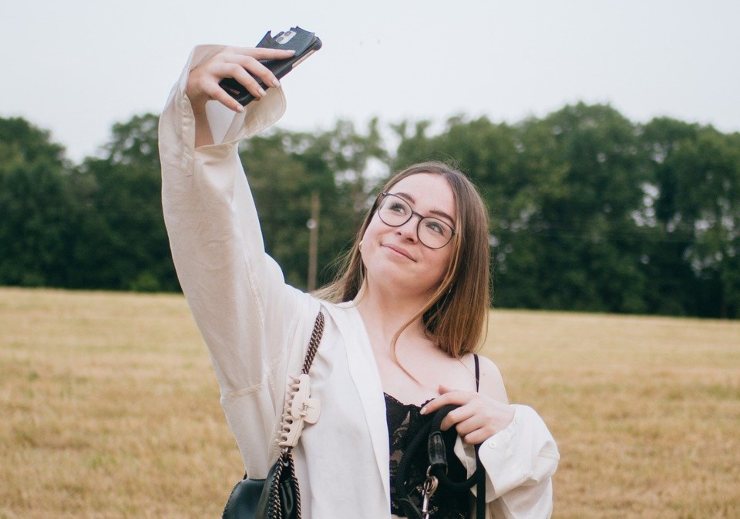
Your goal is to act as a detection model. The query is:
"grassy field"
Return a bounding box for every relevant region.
[0,287,738,518]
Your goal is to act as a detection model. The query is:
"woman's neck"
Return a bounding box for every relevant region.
[353,282,430,349]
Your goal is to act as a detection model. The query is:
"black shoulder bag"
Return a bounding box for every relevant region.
[222,311,325,519]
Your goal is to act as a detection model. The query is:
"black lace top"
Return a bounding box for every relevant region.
[385,393,471,518]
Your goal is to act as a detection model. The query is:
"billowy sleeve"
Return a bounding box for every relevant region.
[456,405,560,518]
[159,45,318,430]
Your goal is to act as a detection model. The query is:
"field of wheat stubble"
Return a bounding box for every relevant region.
[0,287,738,518]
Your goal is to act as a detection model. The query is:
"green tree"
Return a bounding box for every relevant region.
[241,119,387,289]
[2,107,737,318]
[642,118,740,317]
[0,117,76,286]
[70,113,178,291]
[511,103,649,313]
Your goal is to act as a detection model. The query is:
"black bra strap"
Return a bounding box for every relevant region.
[474,353,480,392]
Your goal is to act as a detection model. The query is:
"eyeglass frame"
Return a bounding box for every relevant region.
[375,192,457,249]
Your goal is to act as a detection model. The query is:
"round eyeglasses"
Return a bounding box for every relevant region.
[376,192,456,249]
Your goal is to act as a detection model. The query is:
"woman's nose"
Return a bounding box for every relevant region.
[396,215,420,242]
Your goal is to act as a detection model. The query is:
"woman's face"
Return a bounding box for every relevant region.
[360,173,457,300]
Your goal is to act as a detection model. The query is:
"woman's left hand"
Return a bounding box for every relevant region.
[421,385,515,445]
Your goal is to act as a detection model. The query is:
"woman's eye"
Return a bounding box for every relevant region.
[425,220,446,236]
[388,202,408,214]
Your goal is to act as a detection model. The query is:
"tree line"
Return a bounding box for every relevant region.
[0,103,738,317]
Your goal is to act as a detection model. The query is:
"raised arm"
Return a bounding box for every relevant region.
[159,45,318,403]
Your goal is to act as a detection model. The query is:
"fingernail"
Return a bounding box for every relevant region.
[272,78,281,88]
[236,104,244,113]
[420,406,427,415]
[258,87,267,97]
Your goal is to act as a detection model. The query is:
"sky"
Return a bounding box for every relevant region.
[1,0,738,162]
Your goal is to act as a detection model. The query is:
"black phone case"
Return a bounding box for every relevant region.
[219,27,322,106]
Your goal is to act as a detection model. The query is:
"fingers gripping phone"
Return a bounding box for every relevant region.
[219,27,322,106]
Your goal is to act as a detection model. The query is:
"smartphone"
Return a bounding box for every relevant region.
[219,27,322,106]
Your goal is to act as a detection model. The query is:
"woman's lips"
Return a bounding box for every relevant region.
[382,243,416,262]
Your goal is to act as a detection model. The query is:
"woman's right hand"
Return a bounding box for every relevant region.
[185,46,296,114]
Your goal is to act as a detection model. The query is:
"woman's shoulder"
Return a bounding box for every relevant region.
[316,299,363,331]
[462,352,509,404]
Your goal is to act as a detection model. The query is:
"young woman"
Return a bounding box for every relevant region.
[160,45,559,518]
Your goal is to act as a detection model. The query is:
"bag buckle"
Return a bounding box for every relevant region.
[421,471,439,519]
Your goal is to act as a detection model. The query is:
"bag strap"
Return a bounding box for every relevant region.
[277,311,325,452]
[260,311,324,519]
[300,311,325,375]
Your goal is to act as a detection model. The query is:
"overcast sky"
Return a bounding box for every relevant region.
[1,0,738,162]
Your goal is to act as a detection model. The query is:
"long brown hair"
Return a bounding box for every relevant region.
[317,161,491,357]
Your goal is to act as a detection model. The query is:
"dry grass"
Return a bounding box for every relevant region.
[0,287,738,518]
